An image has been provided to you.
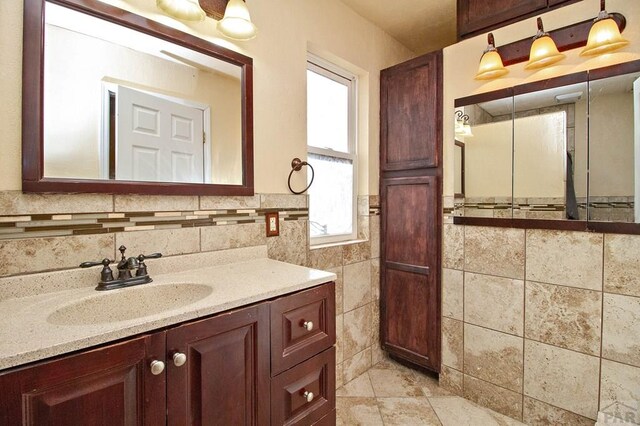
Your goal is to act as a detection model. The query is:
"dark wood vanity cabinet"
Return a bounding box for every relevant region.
[380,52,442,373]
[457,0,580,40]
[0,282,335,425]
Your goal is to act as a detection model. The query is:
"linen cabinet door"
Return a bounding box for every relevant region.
[380,51,442,172]
[166,304,270,426]
[380,175,441,372]
[0,332,166,425]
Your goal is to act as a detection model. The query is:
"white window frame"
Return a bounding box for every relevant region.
[307,54,358,246]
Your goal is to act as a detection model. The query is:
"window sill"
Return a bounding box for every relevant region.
[310,238,368,250]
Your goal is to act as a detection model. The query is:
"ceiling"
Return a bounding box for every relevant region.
[339,0,457,55]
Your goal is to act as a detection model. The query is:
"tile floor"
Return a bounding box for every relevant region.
[336,357,524,426]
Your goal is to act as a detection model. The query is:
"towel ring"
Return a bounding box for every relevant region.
[287,158,314,195]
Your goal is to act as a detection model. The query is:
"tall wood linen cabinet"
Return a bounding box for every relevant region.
[379,51,442,373]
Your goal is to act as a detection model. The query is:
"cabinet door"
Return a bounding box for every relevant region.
[380,51,442,172]
[0,333,166,425]
[380,176,441,372]
[457,0,547,38]
[167,304,270,425]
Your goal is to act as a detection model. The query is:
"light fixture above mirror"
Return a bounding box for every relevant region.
[218,0,257,41]
[581,0,630,57]
[525,18,565,70]
[156,0,206,21]
[475,33,509,81]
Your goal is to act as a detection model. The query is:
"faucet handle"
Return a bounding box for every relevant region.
[80,258,113,268]
[80,258,114,283]
[138,253,163,261]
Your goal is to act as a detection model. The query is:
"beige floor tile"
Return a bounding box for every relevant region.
[337,372,375,397]
[429,396,525,426]
[336,397,384,426]
[368,366,425,397]
[377,397,442,425]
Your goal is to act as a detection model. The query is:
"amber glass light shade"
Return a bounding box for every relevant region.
[581,17,629,56]
[156,0,205,21]
[218,0,257,41]
[525,35,566,70]
[475,33,509,81]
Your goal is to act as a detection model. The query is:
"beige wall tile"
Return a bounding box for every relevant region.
[600,359,640,424]
[604,234,640,297]
[114,195,198,212]
[327,266,343,315]
[201,223,265,252]
[442,317,464,370]
[523,397,594,426]
[443,268,464,320]
[602,293,640,368]
[199,195,260,210]
[524,340,600,419]
[0,234,114,277]
[343,303,373,359]
[343,347,372,383]
[464,324,523,392]
[336,314,344,364]
[260,194,307,209]
[464,226,525,279]
[308,245,343,270]
[464,272,524,335]
[266,219,307,266]
[0,191,113,215]
[440,365,463,396]
[358,215,370,240]
[463,374,523,420]
[336,362,344,389]
[371,344,385,366]
[343,260,372,312]
[526,230,603,290]
[370,216,380,259]
[343,241,371,265]
[371,258,380,301]
[116,228,200,257]
[443,224,464,270]
[525,282,602,355]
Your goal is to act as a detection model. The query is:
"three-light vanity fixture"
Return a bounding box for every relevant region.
[156,0,257,41]
[475,0,629,80]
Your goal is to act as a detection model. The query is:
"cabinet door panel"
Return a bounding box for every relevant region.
[381,52,442,171]
[0,333,166,426]
[380,176,441,372]
[458,0,547,37]
[167,304,270,426]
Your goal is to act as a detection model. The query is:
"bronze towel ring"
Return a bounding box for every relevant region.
[287,158,315,195]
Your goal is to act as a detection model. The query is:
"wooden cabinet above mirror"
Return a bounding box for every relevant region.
[22,0,254,196]
[453,59,640,234]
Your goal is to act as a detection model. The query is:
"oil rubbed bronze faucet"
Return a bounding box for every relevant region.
[80,245,162,291]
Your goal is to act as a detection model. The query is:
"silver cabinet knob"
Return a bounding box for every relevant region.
[150,360,165,375]
[173,352,187,367]
[302,321,314,331]
[303,391,314,402]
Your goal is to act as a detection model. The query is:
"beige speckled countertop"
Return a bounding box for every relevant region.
[0,257,335,371]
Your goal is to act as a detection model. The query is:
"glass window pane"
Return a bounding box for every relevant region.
[307,69,350,153]
[308,153,353,238]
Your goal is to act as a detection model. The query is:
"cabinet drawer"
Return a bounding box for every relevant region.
[270,282,336,375]
[271,347,336,426]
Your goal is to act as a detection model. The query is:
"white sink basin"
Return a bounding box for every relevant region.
[47,284,212,325]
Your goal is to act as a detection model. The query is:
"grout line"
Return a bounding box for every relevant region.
[597,234,605,414]
[463,371,523,396]
[522,228,527,415]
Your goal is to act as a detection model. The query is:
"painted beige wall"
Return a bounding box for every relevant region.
[0,0,413,194]
[443,0,640,197]
[44,24,242,183]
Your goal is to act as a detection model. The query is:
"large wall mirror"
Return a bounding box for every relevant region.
[454,60,640,232]
[23,0,254,195]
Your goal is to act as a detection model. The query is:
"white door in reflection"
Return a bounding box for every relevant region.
[116,86,205,183]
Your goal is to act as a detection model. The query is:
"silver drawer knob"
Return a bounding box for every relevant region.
[303,391,314,402]
[302,321,314,331]
[173,352,187,367]
[150,360,165,375]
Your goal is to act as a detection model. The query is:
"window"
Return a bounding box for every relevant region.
[307,55,357,245]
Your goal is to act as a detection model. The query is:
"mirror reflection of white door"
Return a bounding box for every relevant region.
[117,86,204,183]
[634,77,640,223]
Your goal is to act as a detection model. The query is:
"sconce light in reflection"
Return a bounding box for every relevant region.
[475,33,509,81]
[455,111,474,138]
[218,0,257,41]
[525,18,566,70]
[156,0,205,21]
[581,0,629,56]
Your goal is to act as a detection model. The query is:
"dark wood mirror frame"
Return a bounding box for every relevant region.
[453,59,640,235]
[22,0,254,196]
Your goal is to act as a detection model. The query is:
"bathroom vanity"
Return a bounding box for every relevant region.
[0,257,336,425]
